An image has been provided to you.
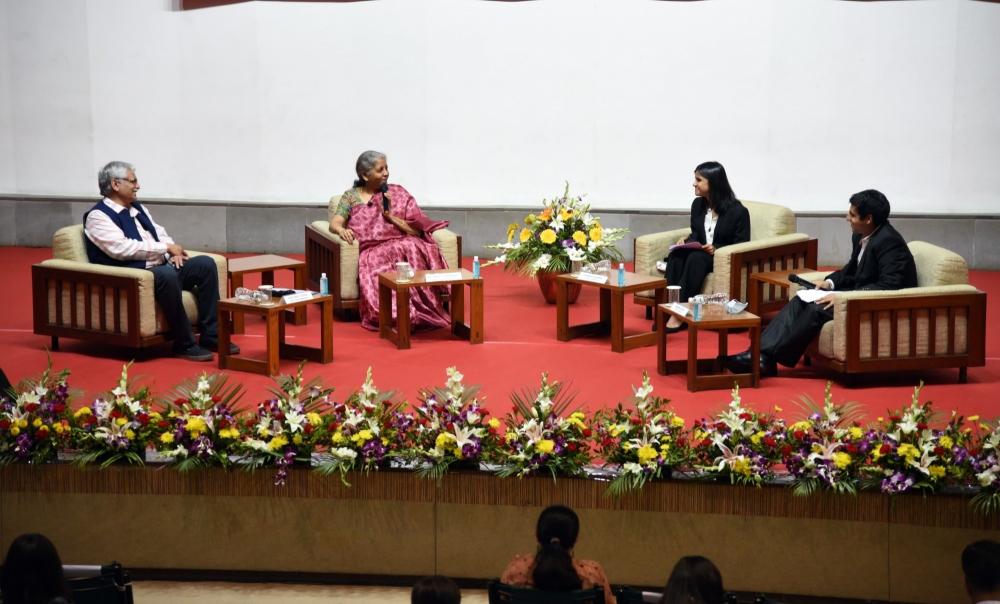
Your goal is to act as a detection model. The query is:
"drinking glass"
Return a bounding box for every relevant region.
[667,285,681,305]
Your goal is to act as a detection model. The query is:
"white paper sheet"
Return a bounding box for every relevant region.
[424,271,464,282]
[796,289,830,303]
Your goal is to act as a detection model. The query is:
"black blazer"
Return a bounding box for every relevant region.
[826,221,917,291]
[684,198,751,247]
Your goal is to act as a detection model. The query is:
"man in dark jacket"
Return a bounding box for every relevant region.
[728,189,917,377]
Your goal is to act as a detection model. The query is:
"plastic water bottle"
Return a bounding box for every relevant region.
[617,262,625,287]
[691,296,703,321]
[472,255,480,279]
[319,272,329,295]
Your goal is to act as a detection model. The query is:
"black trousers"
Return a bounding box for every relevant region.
[149,255,219,351]
[760,297,834,367]
[665,248,714,302]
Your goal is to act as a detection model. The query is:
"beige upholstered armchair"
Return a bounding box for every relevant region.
[31,225,227,351]
[633,200,818,317]
[799,241,986,383]
[305,195,462,320]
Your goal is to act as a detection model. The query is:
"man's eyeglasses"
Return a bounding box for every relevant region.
[115,177,138,186]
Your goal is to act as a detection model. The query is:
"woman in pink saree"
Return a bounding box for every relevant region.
[328,151,451,331]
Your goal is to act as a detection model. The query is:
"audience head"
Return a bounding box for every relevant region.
[532,504,582,592]
[659,555,725,604]
[693,161,738,214]
[0,533,72,604]
[412,575,461,604]
[848,189,891,228]
[354,150,388,189]
[962,539,1000,603]
[98,160,137,200]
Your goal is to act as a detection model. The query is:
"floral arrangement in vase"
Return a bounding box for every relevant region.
[150,373,245,470]
[968,416,1000,515]
[494,373,592,478]
[486,183,628,278]
[402,367,500,479]
[689,386,784,486]
[0,361,73,464]
[594,372,689,495]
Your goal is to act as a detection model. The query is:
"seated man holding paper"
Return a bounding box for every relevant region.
[727,189,916,377]
[329,150,451,331]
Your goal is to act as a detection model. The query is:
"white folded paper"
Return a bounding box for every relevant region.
[666,302,689,316]
[282,291,315,304]
[796,289,829,303]
[424,271,464,282]
[575,272,608,284]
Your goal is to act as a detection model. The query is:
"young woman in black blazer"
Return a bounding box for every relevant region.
[664,161,750,332]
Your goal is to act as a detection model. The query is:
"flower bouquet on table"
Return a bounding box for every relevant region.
[313,367,413,484]
[0,361,73,464]
[148,373,245,470]
[484,183,628,276]
[688,386,784,486]
[858,383,953,494]
[782,382,867,496]
[493,373,592,479]
[71,363,153,467]
[968,416,1000,514]
[239,362,333,486]
[594,372,689,495]
[401,367,500,479]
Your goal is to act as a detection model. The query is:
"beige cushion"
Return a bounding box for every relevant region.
[908,241,968,287]
[741,200,796,240]
[53,225,89,262]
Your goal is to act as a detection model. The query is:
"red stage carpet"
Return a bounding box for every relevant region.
[3,246,999,422]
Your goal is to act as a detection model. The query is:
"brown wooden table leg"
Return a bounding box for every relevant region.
[379,282,392,342]
[716,328,728,373]
[217,306,232,370]
[290,266,307,325]
[469,281,483,344]
[657,306,667,375]
[610,290,625,352]
[266,309,280,376]
[261,270,275,285]
[556,280,569,341]
[687,324,699,391]
[599,288,611,325]
[396,288,411,349]
[450,282,465,338]
[750,323,761,387]
[319,298,333,362]
[230,273,245,334]
[750,278,763,316]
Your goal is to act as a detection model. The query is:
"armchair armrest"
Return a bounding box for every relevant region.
[431,228,463,270]
[634,228,690,277]
[716,234,817,307]
[305,222,360,303]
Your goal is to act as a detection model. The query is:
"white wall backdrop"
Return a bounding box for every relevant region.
[0,0,998,212]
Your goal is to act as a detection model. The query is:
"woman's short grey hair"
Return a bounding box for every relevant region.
[98,161,135,197]
[353,150,385,187]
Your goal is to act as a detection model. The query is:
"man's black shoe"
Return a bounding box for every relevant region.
[202,340,240,355]
[175,344,214,362]
[726,351,778,377]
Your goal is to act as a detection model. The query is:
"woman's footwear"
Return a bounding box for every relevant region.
[663,322,688,334]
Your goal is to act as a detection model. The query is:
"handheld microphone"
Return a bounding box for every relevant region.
[379,184,390,212]
[788,273,817,289]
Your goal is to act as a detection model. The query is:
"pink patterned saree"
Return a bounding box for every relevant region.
[335,184,451,331]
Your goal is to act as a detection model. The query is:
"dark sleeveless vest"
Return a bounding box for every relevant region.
[84,200,160,269]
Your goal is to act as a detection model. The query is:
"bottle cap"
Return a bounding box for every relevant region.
[321,272,327,278]
[473,256,479,261]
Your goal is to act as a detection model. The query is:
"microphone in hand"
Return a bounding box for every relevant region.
[379,184,390,212]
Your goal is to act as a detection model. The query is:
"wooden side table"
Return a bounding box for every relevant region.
[228,254,308,333]
[218,294,333,376]
[378,269,483,350]
[656,303,761,391]
[749,269,817,317]
[556,271,665,353]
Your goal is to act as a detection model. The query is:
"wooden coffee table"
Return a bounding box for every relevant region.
[217,293,333,376]
[378,269,483,349]
[656,302,761,391]
[227,254,308,333]
[556,271,666,353]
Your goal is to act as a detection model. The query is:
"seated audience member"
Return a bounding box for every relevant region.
[412,575,461,604]
[963,539,1000,604]
[329,150,451,331]
[658,556,724,604]
[0,533,72,604]
[84,160,234,362]
[500,504,616,604]
[727,189,916,377]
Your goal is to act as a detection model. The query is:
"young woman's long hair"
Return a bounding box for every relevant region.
[694,161,739,215]
[0,533,72,604]
[658,555,724,604]
[531,505,583,592]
